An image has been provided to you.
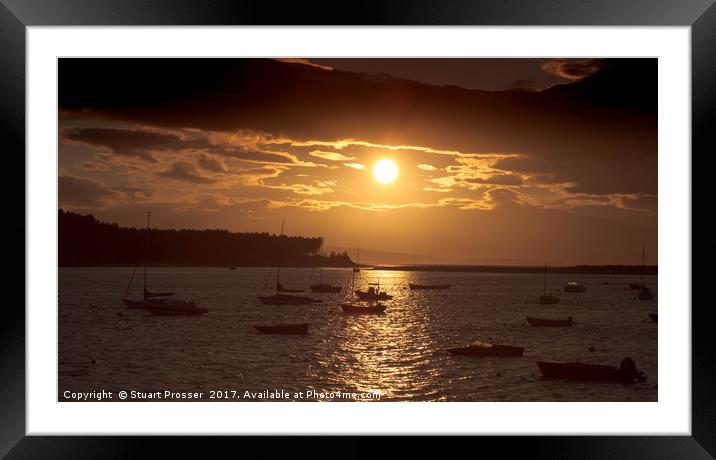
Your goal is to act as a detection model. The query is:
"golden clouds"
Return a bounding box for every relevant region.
[59,123,654,217]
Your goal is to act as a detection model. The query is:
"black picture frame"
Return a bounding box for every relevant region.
[3,0,710,457]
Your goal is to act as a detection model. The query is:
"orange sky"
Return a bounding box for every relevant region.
[58,58,657,265]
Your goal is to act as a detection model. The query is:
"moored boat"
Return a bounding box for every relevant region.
[257,220,318,305]
[122,211,205,315]
[636,244,654,300]
[408,283,451,290]
[537,358,646,383]
[355,283,393,300]
[448,341,524,357]
[253,323,309,334]
[563,281,586,292]
[340,302,387,314]
[527,316,575,327]
[309,267,342,293]
[539,295,560,305]
[539,265,560,304]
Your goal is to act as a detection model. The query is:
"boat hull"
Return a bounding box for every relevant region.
[254,323,309,334]
[355,290,393,301]
[123,298,149,309]
[527,317,574,327]
[448,344,524,357]
[563,286,586,293]
[409,283,451,290]
[340,303,386,314]
[258,294,320,305]
[123,298,204,314]
[537,361,646,383]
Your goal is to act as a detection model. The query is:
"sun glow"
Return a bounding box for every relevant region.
[373,159,399,184]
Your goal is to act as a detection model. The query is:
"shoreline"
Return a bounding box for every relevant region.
[59,264,658,275]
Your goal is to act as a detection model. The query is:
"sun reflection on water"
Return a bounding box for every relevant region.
[307,270,444,401]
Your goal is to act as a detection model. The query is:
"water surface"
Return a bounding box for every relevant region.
[59,267,657,401]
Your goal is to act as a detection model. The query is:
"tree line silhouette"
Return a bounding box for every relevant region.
[59,209,354,267]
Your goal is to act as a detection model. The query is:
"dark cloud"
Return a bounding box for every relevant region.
[157,162,215,184]
[59,58,656,196]
[197,154,227,173]
[63,127,210,163]
[110,185,153,198]
[59,175,117,207]
[78,161,110,171]
[541,59,605,80]
[222,149,300,165]
[486,187,519,206]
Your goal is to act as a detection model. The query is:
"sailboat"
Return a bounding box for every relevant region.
[310,267,342,293]
[339,266,387,314]
[539,264,560,305]
[353,248,361,272]
[258,220,320,305]
[638,244,655,300]
[122,212,207,316]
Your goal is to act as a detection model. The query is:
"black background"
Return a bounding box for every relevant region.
[1,0,711,458]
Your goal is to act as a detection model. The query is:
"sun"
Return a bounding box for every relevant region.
[373,159,399,184]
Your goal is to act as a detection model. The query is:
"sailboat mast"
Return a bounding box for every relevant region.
[144,211,151,295]
[276,219,284,291]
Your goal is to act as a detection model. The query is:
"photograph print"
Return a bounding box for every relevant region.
[58,58,657,402]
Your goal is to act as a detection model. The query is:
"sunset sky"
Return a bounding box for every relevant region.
[58,58,657,266]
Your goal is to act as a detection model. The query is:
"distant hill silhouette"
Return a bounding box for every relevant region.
[58,209,354,267]
[372,264,657,275]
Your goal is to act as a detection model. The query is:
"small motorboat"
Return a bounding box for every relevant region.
[649,313,658,322]
[253,323,309,335]
[340,302,387,315]
[229,266,237,270]
[537,358,646,383]
[539,295,560,305]
[638,288,655,300]
[447,341,524,357]
[408,283,451,290]
[527,316,575,327]
[355,284,393,301]
[563,281,586,293]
